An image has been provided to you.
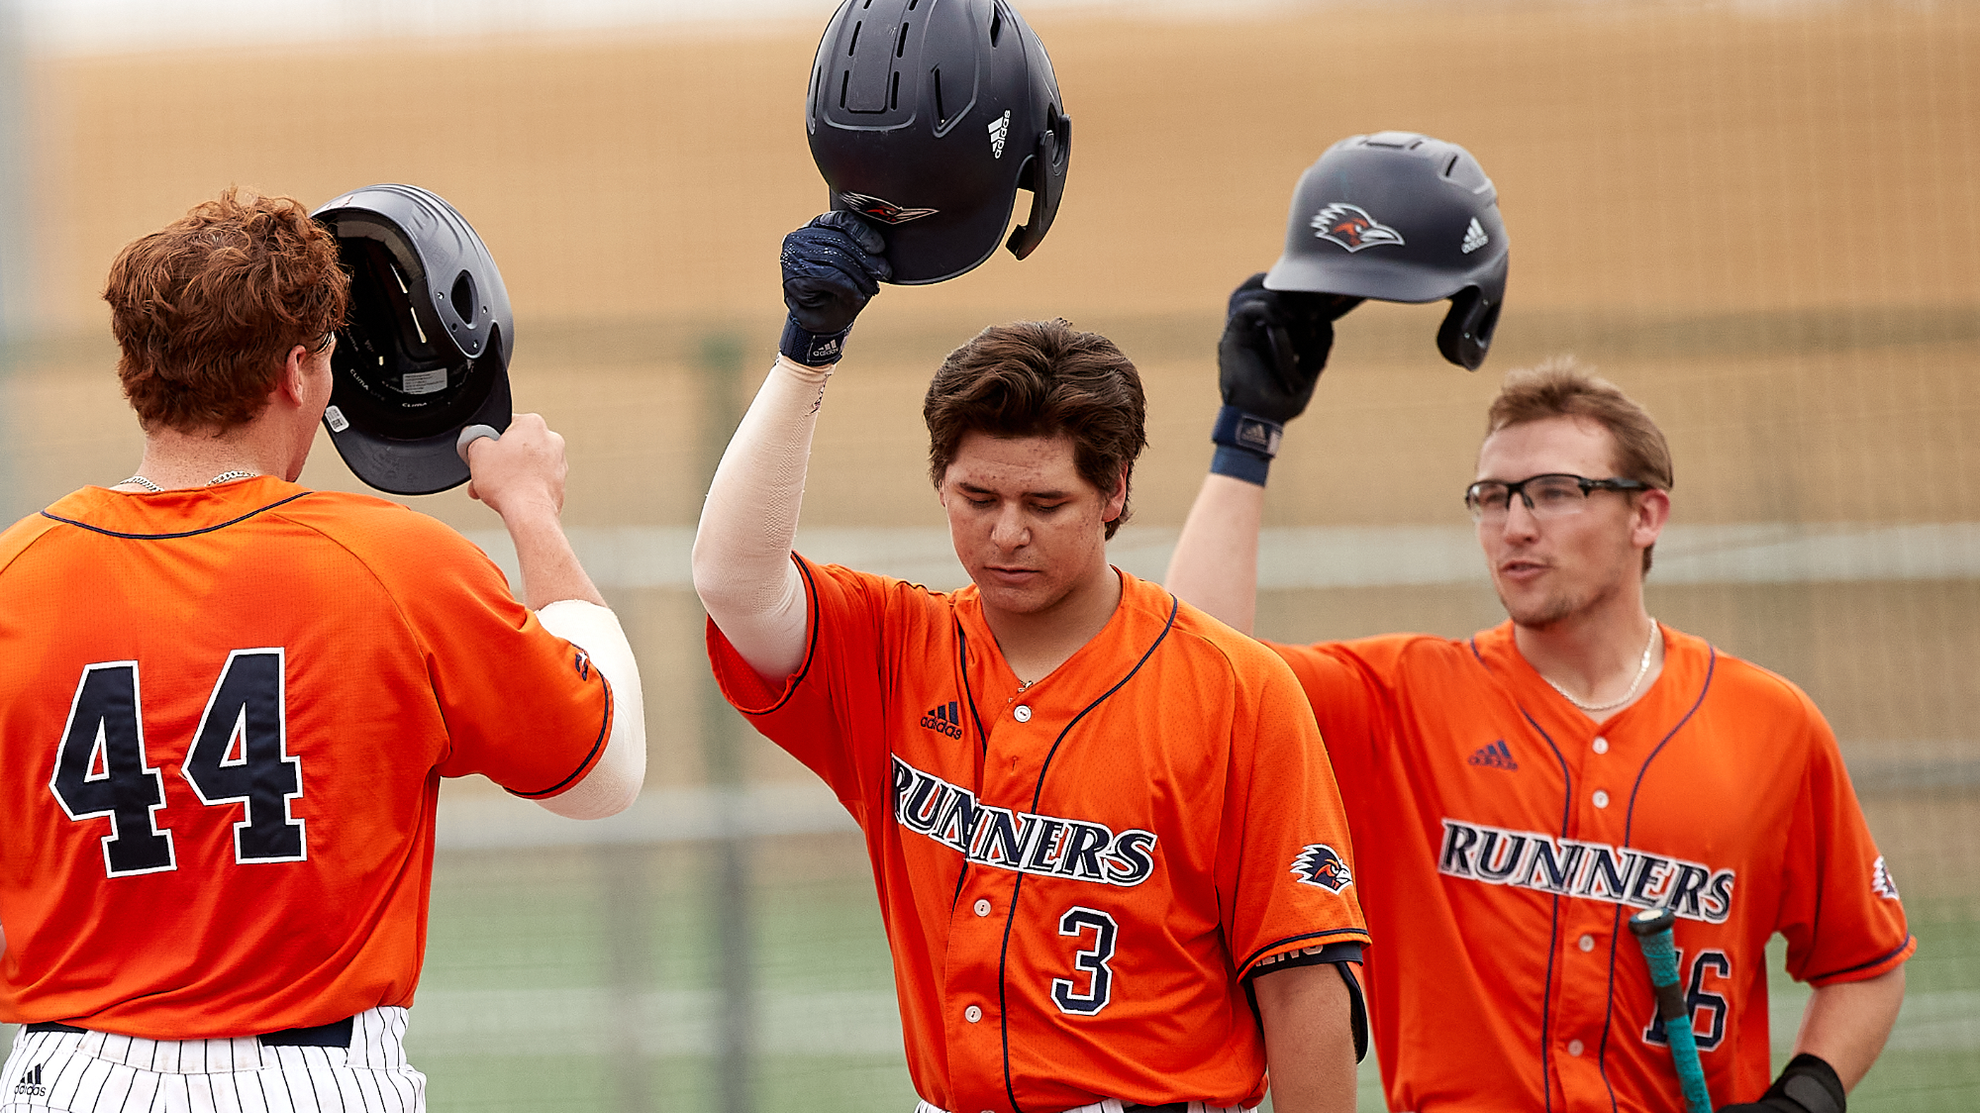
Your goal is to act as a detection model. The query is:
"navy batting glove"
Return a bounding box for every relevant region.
[779,210,891,365]
[1210,273,1361,485]
[1716,1054,1845,1113]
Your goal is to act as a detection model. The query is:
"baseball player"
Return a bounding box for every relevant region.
[691,212,1371,1113]
[1163,288,1913,1110]
[0,189,645,1112]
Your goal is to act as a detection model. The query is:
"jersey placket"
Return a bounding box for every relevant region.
[1546,713,1639,1108]
[943,677,1066,1113]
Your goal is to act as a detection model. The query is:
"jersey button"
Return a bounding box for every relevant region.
[1592,789,1611,809]
[974,898,992,917]
[965,1005,983,1023]
[1567,1039,1585,1057]
[1592,736,1610,754]
[1013,705,1033,723]
[1578,934,1596,952]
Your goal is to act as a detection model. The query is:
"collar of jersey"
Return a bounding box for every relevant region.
[44,477,313,540]
[952,566,1155,695]
[1477,618,1701,730]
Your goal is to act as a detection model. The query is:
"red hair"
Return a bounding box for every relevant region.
[105,188,349,432]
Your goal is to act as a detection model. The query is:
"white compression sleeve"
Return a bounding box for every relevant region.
[532,598,647,819]
[691,354,832,682]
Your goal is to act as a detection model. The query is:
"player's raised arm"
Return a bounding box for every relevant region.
[1164,274,1353,633]
[460,414,646,819]
[691,212,889,682]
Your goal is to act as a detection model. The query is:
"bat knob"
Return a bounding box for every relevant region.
[457,424,502,464]
[1628,907,1677,936]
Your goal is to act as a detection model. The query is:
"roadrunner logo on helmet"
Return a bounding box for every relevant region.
[311,184,513,496]
[1266,132,1510,369]
[806,0,1072,284]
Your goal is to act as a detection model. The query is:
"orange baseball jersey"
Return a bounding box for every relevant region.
[0,479,613,1039]
[1270,621,1912,1113]
[708,559,1369,1113]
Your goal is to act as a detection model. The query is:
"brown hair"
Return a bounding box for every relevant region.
[1487,356,1672,572]
[104,187,349,433]
[924,319,1147,540]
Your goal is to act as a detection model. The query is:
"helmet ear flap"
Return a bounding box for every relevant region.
[1437,286,1501,371]
[1005,108,1071,260]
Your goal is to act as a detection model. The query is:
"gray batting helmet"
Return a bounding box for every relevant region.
[311,184,512,495]
[1266,132,1509,370]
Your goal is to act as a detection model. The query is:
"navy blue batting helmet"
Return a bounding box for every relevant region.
[805,0,1072,284]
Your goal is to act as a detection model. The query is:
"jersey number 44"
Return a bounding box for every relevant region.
[51,650,306,878]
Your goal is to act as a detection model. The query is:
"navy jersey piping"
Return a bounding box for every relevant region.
[1595,644,1715,1110]
[996,591,1179,1113]
[1810,934,1915,982]
[950,623,986,914]
[508,675,614,799]
[734,554,825,718]
[1516,704,1573,1113]
[42,491,312,540]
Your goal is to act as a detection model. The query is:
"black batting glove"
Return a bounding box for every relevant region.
[1717,1054,1845,1113]
[1210,273,1361,485]
[779,210,891,365]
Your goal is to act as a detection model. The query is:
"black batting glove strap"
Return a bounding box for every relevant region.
[1209,405,1282,487]
[779,211,891,366]
[1716,1053,1845,1113]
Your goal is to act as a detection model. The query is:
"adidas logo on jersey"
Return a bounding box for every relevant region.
[1468,739,1518,770]
[15,1065,45,1098]
[1439,818,1737,923]
[1461,216,1490,254]
[920,701,964,739]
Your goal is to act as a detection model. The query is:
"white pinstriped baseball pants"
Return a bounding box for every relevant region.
[0,1008,424,1113]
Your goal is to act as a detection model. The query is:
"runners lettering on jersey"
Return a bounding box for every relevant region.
[1438,817,1736,924]
[890,755,1158,886]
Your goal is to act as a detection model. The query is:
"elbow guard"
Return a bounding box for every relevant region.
[533,599,646,818]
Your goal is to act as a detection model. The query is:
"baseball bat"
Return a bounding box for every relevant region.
[1628,907,1713,1113]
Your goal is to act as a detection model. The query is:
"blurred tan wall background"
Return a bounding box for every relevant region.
[3,2,1976,1110]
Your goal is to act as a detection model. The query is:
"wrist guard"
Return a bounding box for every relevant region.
[1757,1054,1845,1113]
[780,317,851,367]
[1209,404,1283,486]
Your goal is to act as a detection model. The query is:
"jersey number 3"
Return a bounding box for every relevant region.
[51,652,306,878]
[1050,907,1119,1016]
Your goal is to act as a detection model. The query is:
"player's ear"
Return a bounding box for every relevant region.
[1630,487,1670,554]
[274,344,311,407]
[1100,466,1129,523]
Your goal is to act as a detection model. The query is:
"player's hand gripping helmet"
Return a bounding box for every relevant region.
[1266,132,1509,370]
[310,184,513,495]
[805,0,1072,284]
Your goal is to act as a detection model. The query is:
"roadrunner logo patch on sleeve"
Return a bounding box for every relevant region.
[1291,844,1355,891]
[1310,202,1406,252]
[1872,855,1901,900]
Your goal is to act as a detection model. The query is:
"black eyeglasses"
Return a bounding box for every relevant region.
[1464,473,1651,522]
